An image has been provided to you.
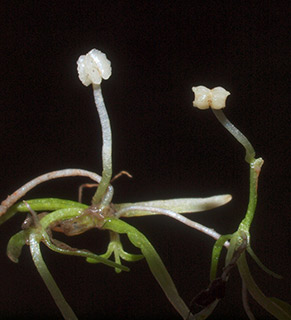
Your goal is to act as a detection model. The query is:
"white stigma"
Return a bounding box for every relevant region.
[77,49,112,86]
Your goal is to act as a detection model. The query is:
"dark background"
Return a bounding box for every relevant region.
[0,1,289,319]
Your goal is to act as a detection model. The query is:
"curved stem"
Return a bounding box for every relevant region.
[0,198,87,226]
[92,84,112,204]
[0,169,102,217]
[116,205,227,245]
[247,246,282,279]
[212,109,255,163]
[29,233,78,320]
[40,207,86,229]
[210,234,232,281]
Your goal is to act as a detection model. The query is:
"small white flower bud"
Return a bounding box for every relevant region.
[192,86,230,110]
[77,49,112,86]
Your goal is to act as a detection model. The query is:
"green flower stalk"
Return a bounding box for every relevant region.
[212,109,255,163]
[192,85,291,319]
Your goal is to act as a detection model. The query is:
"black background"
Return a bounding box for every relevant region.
[0,1,289,319]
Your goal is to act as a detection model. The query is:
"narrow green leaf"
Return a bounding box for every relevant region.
[29,232,78,320]
[237,253,291,320]
[269,298,291,317]
[0,198,87,226]
[7,230,27,263]
[247,247,282,279]
[103,218,194,320]
[210,234,232,281]
[114,195,232,217]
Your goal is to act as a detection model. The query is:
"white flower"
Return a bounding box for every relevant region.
[77,49,112,86]
[192,86,230,110]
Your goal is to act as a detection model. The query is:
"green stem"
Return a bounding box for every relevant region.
[210,234,232,281]
[212,109,255,163]
[92,84,112,205]
[239,158,263,233]
[29,233,78,320]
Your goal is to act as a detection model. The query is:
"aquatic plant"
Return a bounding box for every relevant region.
[1,49,289,319]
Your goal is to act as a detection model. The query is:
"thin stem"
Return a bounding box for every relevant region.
[246,246,282,279]
[29,233,78,320]
[100,185,114,208]
[92,84,112,204]
[210,234,233,281]
[116,205,228,245]
[0,169,102,216]
[239,158,263,232]
[212,109,255,163]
